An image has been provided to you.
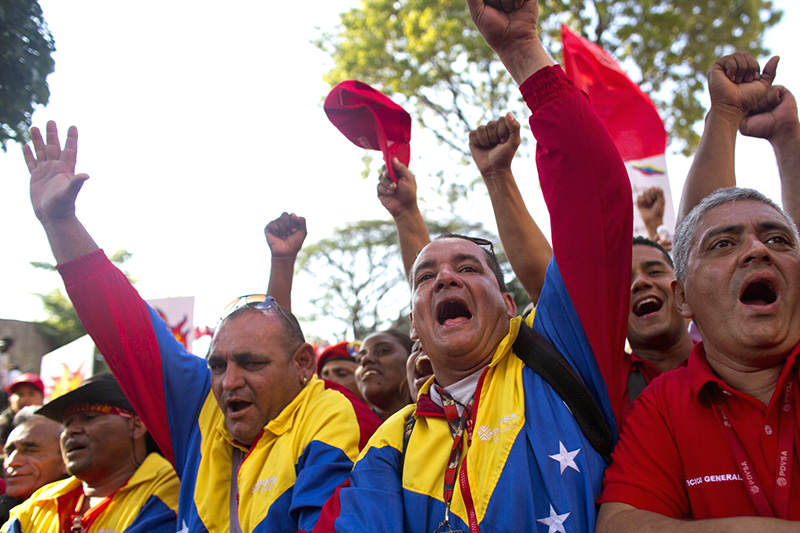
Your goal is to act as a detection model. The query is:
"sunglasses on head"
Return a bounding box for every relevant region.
[219,294,278,323]
[444,233,496,257]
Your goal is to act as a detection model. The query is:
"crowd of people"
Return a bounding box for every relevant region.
[2,0,800,531]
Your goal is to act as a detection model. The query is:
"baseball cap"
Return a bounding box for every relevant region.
[316,341,361,376]
[5,373,44,396]
[324,80,411,182]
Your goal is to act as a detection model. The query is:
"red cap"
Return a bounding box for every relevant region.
[5,373,44,396]
[316,341,361,376]
[324,80,411,182]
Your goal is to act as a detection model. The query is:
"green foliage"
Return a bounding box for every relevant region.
[318,0,782,155]
[0,0,55,151]
[297,218,527,340]
[31,249,132,351]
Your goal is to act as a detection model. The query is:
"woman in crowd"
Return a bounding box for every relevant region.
[355,329,413,421]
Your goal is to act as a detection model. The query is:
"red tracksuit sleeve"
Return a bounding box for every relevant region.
[57,249,210,467]
[521,65,632,422]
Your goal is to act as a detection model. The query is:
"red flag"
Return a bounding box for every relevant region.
[561,25,666,161]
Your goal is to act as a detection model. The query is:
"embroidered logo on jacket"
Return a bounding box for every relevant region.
[477,412,520,442]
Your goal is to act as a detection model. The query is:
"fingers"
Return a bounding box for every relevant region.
[715,52,759,84]
[377,165,397,196]
[31,126,46,161]
[62,126,79,171]
[470,114,521,148]
[266,212,306,239]
[22,144,36,173]
[45,121,61,161]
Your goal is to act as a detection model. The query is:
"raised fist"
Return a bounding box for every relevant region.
[265,212,307,258]
[636,187,666,239]
[708,53,779,119]
[469,112,522,179]
[740,86,799,144]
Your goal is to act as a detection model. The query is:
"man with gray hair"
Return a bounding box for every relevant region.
[0,407,66,523]
[597,185,800,528]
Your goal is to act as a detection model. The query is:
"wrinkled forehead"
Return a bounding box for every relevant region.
[8,419,60,445]
[693,200,793,246]
[413,238,488,273]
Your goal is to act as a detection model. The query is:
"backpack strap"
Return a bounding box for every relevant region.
[512,321,614,463]
[627,368,649,405]
[400,410,416,473]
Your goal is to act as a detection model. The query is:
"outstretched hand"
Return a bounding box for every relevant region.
[708,53,779,119]
[740,86,800,144]
[469,112,522,178]
[377,158,419,219]
[265,212,307,258]
[23,121,89,224]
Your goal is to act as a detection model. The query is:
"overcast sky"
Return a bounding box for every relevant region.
[1,0,798,348]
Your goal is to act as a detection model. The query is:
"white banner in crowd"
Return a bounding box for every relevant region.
[40,334,95,401]
[626,154,677,239]
[147,296,195,350]
[39,296,197,401]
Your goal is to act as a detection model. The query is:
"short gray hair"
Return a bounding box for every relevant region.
[13,405,46,426]
[673,187,799,280]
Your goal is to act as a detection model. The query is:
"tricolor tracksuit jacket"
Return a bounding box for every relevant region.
[322,65,632,532]
[57,255,375,532]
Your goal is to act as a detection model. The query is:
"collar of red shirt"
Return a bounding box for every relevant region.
[688,341,800,407]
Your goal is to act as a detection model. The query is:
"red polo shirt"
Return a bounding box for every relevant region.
[600,342,800,519]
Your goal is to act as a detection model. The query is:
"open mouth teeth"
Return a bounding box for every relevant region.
[633,296,663,317]
[228,400,251,413]
[740,280,777,305]
[437,300,472,325]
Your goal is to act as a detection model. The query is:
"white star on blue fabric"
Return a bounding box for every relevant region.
[176,521,189,533]
[537,504,570,533]
[548,441,581,474]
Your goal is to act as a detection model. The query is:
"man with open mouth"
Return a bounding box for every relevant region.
[322,1,633,531]
[622,236,695,422]
[599,52,800,529]
[3,373,179,532]
[22,122,376,530]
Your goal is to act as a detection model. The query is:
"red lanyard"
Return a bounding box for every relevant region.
[66,485,122,533]
[435,385,474,533]
[713,380,795,519]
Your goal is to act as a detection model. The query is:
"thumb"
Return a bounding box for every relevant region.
[506,112,521,142]
[67,174,90,200]
[761,56,780,84]
[392,157,414,181]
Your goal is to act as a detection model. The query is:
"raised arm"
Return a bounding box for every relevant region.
[265,212,307,311]
[677,53,779,223]
[740,86,800,224]
[377,158,430,280]
[469,112,552,303]
[24,121,209,469]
